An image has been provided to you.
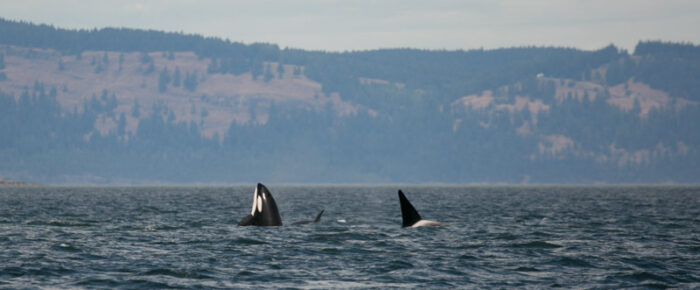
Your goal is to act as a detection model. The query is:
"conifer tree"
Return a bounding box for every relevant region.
[158,67,171,93]
[184,71,198,92]
[277,63,284,79]
[173,67,181,87]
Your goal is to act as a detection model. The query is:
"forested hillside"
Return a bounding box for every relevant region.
[0,18,698,184]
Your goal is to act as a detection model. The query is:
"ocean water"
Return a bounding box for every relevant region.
[0,185,698,288]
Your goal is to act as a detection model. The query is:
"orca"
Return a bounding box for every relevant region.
[398,190,442,227]
[291,210,325,225]
[238,183,283,226]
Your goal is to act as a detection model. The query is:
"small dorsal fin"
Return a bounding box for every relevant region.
[398,190,422,227]
[314,210,324,223]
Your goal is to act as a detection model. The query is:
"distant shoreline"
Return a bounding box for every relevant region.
[0,179,39,186]
[3,183,699,187]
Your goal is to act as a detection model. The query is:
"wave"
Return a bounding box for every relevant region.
[508,240,563,249]
[27,219,94,227]
[140,268,213,279]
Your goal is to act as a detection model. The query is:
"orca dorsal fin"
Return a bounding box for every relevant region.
[398,190,422,227]
[314,210,325,223]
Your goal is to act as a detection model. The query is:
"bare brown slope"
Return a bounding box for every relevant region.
[0,45,357,139]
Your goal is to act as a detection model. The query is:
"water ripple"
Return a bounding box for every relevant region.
[0,185,698,288]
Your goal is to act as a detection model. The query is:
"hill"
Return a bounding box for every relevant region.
[0,18,698,184]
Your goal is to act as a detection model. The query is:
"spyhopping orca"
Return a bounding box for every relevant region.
[238,183,283,226]
[398,190,442,227]
[291,210,325,225]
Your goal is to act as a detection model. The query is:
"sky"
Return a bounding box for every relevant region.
[1,0,699,52]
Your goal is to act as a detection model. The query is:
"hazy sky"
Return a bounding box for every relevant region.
[1,0,698,52]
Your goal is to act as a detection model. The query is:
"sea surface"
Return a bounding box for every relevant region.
[0,185,698,288]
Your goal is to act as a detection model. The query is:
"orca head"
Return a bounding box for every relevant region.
[238,183,283,226]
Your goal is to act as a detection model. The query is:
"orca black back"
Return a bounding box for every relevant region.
[398,190,422,227]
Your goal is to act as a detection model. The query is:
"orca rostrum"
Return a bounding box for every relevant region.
[291,210,324,225]
[398,190,442,227]
[238,183,283,226]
